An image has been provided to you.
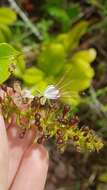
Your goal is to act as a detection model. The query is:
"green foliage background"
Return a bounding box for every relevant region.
[14,22,96,105]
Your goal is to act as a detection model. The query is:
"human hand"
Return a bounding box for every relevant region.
[0,113,49,190]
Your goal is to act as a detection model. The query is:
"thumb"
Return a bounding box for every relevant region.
[0,112,9,190]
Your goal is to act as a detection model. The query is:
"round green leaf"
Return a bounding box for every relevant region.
[0,8,16,25]
[0,43,19,83]
[23,67,45,85]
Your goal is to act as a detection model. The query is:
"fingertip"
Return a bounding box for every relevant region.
[11,144,49,190]
[7,125,36,188]
[0,113,9,190]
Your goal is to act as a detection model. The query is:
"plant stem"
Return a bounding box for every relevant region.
[89,87,107,118]
[8,0,42,40]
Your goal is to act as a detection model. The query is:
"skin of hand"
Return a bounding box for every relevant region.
[0,112,49,190]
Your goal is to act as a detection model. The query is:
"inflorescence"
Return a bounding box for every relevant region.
[0,84,103,153]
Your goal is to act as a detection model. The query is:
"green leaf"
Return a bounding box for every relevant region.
[62,91,81,106]
[72,48,97,64]
[0,43,18,58]
[0,43,19,83]
[22,67,45,86]
[67,3,81,21]
[65,49,96,91]
[0,59,11,84]
[0,25,12,42]
[56,21,88,51]
[31,81,48,95]
[15,54,26,78]
[38,43,66,75]
[36,19,53,41]
[54,48,96,105]
[46,6,70,31]
[0,7,16,25]
[0,30,5,42]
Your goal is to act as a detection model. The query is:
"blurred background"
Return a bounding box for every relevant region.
[1,0,107,189]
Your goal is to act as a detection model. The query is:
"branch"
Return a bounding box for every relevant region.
[8,0,42,40]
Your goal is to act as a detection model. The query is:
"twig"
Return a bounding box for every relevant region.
[8,0,42,40]
[89,87,107,118]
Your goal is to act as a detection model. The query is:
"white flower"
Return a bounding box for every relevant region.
[44,85,60,100]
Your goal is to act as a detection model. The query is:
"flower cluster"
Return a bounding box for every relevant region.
[0,84,103,153]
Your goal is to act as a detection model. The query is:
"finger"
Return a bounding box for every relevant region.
[0,113,9,190]
[10,144,49,190]
[7,121,36,188]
